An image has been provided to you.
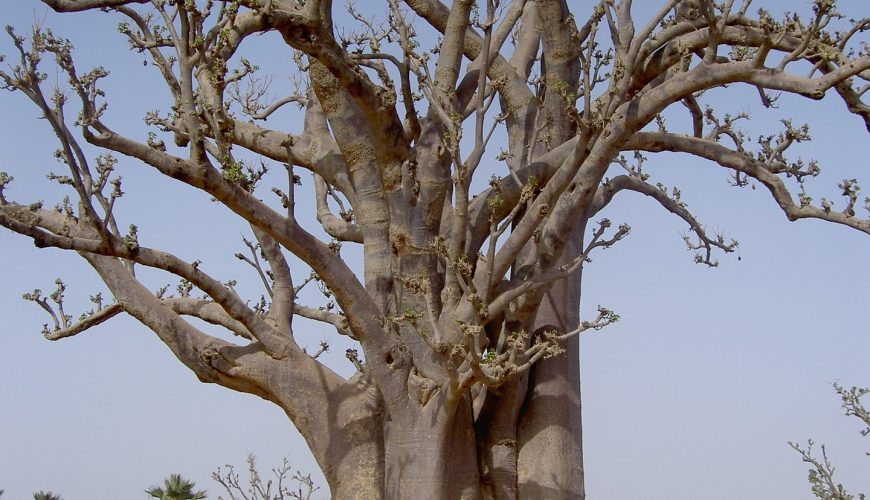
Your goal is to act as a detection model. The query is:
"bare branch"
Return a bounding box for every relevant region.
[591,172,738,266]
[0,202,292,355]
[834,383,870,438]
[789,440,863,500]
[43,303,123,341]
[163,298,254,341]
[313,174,363,242]
[625,132,870,234]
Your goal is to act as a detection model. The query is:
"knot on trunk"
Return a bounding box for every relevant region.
[409,367,438,407]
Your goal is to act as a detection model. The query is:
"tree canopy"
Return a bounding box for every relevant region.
[0,0,867,498]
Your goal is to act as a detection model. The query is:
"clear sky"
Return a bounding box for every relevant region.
[0,1,868,499]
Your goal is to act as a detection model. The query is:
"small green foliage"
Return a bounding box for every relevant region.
[790,381,869,500]
[833,383,870,437]
[176,279,194,298]
[488,195,504,210]
[22,288,43,302]
[33,492,63,500]
[89,292,103,311]
[812,0,836,16]
[0,171,13,202]
[537,330,567,359]
[455,319,483,338]
[430,235,447,254]
[397,272,430,295]
[46,171,74,186]
[403,308,421,322]
[483,349,496,364]
[598,306,620,324]
[453,253,472,277]
[49,278,65,304]
[55,196,75,219]
[838,178,860,217]
[821,198,832,213]
[122,224,139,251]
[146,131,166,151]
[221,159,247,183]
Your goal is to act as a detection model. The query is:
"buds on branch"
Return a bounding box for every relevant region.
[23,278,121,340]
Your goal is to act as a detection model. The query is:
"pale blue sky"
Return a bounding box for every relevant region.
[1,1,868,499]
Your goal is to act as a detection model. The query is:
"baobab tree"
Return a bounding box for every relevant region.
[0,0,867,498]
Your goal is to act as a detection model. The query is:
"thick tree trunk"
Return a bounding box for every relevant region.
[516,334,584,499]
[319,377,387,500]
[517,223,585,500]
[384,393,481,499]
[475,376,528,500]
[515,1,586,494]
